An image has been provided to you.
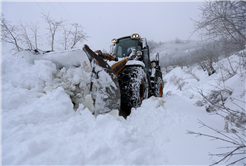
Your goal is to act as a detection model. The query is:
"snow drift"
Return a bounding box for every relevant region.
[1,48,245,165]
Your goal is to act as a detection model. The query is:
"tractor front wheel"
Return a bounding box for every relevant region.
[118,66,149,118]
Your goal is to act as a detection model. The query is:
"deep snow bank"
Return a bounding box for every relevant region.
[2,49,245,165]
[1,50,187,164]
[1,57,182,164]
[2,96,183,165]
[2,50,92,110]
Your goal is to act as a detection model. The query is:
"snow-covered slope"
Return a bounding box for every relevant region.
[149,40,202,60]
[1,49,245,165]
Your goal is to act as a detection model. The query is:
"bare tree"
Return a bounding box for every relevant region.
[19,21,33,50]
[169,75,186,91]
[59,23,88,50]
[218,37,244,57]
[2,13,88,53]
[190,42,219,76]
[1,15,41,53]
[189,54,246,165]
[184,67,200,81]
[192,1,246,48]
[29,22,41,49]
[42,13,64,51]
[187,120,246,166]
[69,23,87,49]
[1,15,23,53]
[148,40,159,52]
[59,25,71,50]
[188,87,246,166]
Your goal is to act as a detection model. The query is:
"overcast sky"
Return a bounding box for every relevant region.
[2,0,204,53]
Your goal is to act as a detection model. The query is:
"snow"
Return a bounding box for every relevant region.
[89,59,121,115]
[107,54,145,68]
[1,48,245,165]
[126,60,145,68]
[22,48,90,69]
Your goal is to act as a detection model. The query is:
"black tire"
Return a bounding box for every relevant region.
[154,76,164,97]
[118,66,149,118]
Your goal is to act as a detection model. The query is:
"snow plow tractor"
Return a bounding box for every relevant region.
[83,33,164,118]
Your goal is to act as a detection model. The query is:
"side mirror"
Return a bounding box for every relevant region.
[155,53,160,66]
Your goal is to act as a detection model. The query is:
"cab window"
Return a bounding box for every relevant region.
[114,38,138,58]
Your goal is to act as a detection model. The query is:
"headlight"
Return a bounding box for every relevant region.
[131,33,140,39]
[112,38,117,43]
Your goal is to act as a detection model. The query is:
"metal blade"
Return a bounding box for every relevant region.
[83,45,121,116]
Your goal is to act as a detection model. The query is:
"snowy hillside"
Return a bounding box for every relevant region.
[1,48,245,165]
[149,40,201,60]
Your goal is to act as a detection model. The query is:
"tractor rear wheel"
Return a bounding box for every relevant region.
[154,76,163,97]
[118,66,149,118]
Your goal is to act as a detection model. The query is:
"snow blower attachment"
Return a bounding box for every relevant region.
[83,33,164,118]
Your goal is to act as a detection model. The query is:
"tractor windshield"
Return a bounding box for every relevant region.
[114,38,138,58]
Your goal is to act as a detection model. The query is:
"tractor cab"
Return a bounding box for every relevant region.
[111,33,152,71]
[112,34,143,58]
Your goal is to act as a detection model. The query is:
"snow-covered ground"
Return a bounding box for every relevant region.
[1,48,245,165]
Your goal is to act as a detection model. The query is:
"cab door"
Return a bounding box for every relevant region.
[143,46,151,70]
